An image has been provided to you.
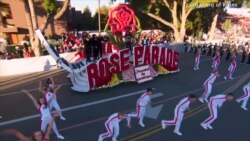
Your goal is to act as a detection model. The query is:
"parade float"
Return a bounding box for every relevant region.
[36,4,180,92]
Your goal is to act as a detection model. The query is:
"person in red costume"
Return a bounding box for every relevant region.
[74,47,85,62]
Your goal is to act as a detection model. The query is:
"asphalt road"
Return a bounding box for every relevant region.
[0,52,249,141]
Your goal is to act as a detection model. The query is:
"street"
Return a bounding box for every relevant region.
[0,52,250,141]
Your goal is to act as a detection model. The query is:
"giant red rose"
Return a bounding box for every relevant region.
[107,4,137,37]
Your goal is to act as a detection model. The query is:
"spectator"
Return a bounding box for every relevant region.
[0,51,4,59]
[4,51,12,60]
[1,117,56,141]
[23,49,31,58]
[28,48,35,57]
[16,46,24,58]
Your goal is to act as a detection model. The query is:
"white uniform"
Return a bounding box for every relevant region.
[225,55,237,80]
[127,93,151,127]
[45,92,62,112]
[199,73,218,102]
[39,104,61,137]
[212,55,220,71]
[45,92,64,119]
[236,82,250,110]
[98,113,127,141]
[194,53,201,70]
[161,97,191,135]
[201,95,226,129]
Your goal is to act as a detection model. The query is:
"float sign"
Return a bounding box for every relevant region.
[134,65,153,83]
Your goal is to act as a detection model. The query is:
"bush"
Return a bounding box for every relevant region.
[5,45,16,53]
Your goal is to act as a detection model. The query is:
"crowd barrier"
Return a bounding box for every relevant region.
[0,52,75,76]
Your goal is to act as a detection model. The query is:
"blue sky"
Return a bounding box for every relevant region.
[70,0,125,14]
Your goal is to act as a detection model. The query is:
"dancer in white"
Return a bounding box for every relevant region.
[212,51,221,71]
[39,77,56,94]
[161,94,196,136]
[46,76,55,88]
[199,71,220,103]
[236,82,250,110]
[224,52,237,80]
[194,49,201,70]
[98,112,129,141]
[21,89,64,139]
[201,93,234,130]
[127,88,153,127]
[44,85,66,120]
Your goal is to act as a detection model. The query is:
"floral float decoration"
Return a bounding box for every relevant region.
[88,4,180,91]
[104,4,142,49]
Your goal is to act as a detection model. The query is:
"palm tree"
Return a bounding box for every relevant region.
[23,0,35,50]
[22,0,70,56]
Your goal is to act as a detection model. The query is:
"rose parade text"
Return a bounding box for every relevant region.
[87,45,179,89]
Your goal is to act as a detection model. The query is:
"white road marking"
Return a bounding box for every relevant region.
[0,83,70,97]
[0,89,162,126]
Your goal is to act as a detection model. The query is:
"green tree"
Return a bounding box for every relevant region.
[39,0,70,33]
[207,0,246,41]
[222,19,232,32]
[131,0,218,42]
[247,1,250,7]
[24,0,70,56]
[186,11,202,38]
[80,7,93,30]
[43,0,59,15]
[92,5,110,30]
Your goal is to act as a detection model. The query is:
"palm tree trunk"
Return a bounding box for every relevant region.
[24,0,35,49]
[27,0,41,56]
[208,13,219,41]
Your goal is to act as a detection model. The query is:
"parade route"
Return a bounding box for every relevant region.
[0,53,250,141]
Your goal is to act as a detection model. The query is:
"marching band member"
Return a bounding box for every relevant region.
[127,88,153,128]
[236,82,250,110]
[161,94,196,136]
[201,93,234,130]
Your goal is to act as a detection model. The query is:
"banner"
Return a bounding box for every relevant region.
[134,65,153,83]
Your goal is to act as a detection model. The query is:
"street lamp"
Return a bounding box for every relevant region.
[98,0,101,34]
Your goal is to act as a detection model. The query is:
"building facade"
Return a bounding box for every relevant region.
[0,0,69,44]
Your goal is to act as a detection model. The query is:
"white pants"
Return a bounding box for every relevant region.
[200,83,212,100]
[162,109,184,132]
[40,117,60,136]
[127,105,146,125]
[98,122,119,141]
[194,57,200,69]
[202,105,218,126]
[49,101,63,117]
[212,61,220,71]
[237,88,250,108]
[226,64,236,78]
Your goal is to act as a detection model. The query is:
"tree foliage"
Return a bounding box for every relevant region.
[72,6,110,31]
[43,0,59,15]
[247,1,250,8]
[130,0,220,42]
[93,6,110,30]
[222,19,232,32]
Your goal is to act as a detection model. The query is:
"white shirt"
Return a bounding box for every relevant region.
[175,97,191,113]
[204,73,217,84]
[39,104,52,120]
[137,93,151,107]
[105,113,121,125]
[209,95,226,108]
[45,92,56,105]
